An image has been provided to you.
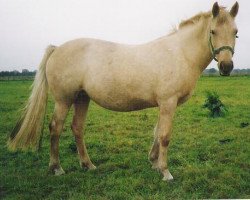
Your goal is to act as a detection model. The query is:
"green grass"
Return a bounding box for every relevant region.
[0,77,250,199]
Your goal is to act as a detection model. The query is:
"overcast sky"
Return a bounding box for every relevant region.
[0,0,249,71]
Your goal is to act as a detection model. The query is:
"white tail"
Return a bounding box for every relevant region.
[8,45,56,151]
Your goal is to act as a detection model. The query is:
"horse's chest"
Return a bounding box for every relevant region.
[175,76,197,105]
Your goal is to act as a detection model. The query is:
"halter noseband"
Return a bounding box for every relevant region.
[209,31,235,62]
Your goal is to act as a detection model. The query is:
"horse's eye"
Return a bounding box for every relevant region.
[210,30,216,35]
[236,35,239,38]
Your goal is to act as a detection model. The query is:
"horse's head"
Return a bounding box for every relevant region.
[209,2,239,76]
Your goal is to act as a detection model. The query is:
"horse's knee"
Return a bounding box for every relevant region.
[160,136,170,147]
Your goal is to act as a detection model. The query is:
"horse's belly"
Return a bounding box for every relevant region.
[82,57,158,111]
[87,88,157,112]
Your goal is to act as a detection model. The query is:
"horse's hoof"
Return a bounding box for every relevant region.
[162,169,173,181]
[48,164,65,176]
[88,164,96,170]
[80,162,96,170]
[49,165,65,176]
[54,167,65,176]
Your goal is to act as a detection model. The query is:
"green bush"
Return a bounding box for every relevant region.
[203,91,227,117]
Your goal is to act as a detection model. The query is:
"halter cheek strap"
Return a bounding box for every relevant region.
[209,32,235,62]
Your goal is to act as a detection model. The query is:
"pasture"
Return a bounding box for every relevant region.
[0,76,249,199]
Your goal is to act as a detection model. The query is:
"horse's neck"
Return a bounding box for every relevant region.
[175,20,213,74]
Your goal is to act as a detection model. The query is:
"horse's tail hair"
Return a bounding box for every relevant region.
[7,45,56,151]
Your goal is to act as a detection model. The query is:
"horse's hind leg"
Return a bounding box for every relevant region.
[49,101,71,175]
[71,92,96,170]
[149,123,159,167]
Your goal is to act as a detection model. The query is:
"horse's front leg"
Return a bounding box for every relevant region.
[151,98,177,181]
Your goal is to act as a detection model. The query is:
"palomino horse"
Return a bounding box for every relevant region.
[8,2,239,181]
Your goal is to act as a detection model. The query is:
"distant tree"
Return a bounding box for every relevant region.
[13,70,20,76]
[22,69,29,75]
[233,69,240,74]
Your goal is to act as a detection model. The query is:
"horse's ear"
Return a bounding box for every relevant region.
[230,2,239,18]
[212,2,220,18]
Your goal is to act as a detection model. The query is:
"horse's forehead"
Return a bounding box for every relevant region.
[215,11,235,27]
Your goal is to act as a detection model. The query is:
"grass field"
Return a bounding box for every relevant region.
[0,77,249,199]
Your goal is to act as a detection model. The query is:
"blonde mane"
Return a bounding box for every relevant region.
[169,7,228,35]
[179,11,211,28]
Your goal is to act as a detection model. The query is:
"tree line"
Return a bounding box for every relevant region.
[203,68,250,76]
[0,68,249,78]
[0,69,36,77]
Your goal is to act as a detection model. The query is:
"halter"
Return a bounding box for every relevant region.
[209,31,235,62]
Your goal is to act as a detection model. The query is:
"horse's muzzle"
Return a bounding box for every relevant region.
[219,61,234,76]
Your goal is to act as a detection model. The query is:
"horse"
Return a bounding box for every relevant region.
[8,2,239,181]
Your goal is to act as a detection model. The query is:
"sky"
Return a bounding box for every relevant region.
[0,0,249,71]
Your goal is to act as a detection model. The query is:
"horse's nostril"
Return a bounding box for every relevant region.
[220,61,226,71]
